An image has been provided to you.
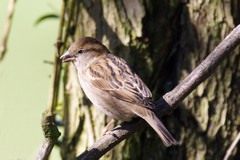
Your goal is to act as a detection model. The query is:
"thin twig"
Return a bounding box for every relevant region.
[47,0,68,112]
[76,25,240,160]
[0,0,17,60]
[37,1,68,160]
[223,132,240,160]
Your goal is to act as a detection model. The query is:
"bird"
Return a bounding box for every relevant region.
[60,37,177,146]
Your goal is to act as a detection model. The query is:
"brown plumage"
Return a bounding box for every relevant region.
[60,37,177,146]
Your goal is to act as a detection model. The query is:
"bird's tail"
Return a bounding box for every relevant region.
[133,108,178,147]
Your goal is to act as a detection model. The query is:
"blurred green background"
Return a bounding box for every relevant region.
[0,0,61,159]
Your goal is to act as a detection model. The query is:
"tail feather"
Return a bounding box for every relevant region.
[133,108,178,147]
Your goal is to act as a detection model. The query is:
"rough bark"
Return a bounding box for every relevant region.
[60,0,240,159]
[171,1,240,160]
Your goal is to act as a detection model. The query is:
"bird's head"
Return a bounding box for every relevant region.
[60,37,109,64]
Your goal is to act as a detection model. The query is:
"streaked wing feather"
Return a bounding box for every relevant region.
[86,54,153,107]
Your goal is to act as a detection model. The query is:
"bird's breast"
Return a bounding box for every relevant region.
[77,71,136,121]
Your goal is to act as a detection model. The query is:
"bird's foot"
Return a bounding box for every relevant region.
[102,119,115,136]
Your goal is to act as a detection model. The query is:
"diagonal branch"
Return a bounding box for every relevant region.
[76,25,240,160]
[162,25,240,108]
[223,132,240,160]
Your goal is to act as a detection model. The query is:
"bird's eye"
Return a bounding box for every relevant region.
[77,49,84,54]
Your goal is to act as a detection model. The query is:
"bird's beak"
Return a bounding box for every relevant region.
[60,51,75,62]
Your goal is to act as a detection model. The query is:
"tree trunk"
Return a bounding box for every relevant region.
[60,0,240,159]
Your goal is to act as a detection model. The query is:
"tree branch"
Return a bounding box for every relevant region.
[76,25,240,160]
[0,0,17,60]
[162,25,240,108]
[223,132,240,160]
[36,0,68,159]
[36,111,61,160]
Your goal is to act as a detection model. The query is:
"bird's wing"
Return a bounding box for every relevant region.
[86,53,153,108]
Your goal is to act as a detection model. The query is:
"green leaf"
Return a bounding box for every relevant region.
[35,13,59,26]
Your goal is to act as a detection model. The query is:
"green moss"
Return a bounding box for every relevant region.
[42,111,61,141]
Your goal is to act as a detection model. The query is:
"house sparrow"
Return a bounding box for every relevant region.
[60,37,177,146]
